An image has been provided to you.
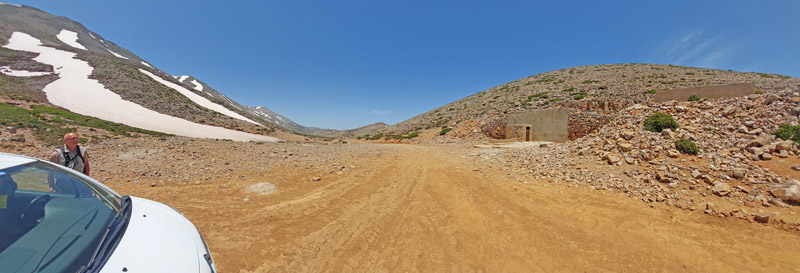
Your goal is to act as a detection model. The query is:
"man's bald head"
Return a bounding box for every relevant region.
[64,132,79,150]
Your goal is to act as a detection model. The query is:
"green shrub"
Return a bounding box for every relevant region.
[563,87,575,92]
[440,127,452,135]
[645,89,657,95]
[674,139,698,155]
[774,123,800,144]
[644,112,677,132]
[754,90,763,95]
[573,94,585,100]
[687,94,701,102]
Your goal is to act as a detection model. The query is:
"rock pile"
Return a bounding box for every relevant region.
[498,90,800,226]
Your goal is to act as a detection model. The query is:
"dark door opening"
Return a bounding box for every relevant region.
[525,127,531,141]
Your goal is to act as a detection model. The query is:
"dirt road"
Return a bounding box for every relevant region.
[110,144,800,272]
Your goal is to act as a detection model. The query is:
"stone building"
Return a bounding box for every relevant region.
[505,108,569,142]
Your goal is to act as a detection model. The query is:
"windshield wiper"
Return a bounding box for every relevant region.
[80,196,132,273]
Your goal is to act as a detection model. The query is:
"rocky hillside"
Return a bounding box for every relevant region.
[385,64,800,135]
[484,90,800,225]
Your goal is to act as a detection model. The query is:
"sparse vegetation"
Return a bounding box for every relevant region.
[758,73,774,78]
[644,112,677,132]
[674,139,698,155]
[440,127,452,135]
[570,91,587,100]
[645,89,657,95]
[773,123,800,144]
[0,103,168,145]
[688,94,701,102]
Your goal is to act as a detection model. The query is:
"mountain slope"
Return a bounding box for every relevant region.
[0,3,283,141]
[385,64,800,135]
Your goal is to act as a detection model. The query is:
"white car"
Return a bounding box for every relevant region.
[0,152,216,273]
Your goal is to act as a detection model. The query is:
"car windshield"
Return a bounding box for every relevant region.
[0,161,122,273]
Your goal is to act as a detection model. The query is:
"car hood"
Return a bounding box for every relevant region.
[100,196,204,273]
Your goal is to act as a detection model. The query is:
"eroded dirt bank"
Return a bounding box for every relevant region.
[82,139,800,273]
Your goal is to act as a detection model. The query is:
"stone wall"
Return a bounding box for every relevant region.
[654,83,756,102]
[480,117,506,139]
[506,108,569,142]
[568,110,612,140]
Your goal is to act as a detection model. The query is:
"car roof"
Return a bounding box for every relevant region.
[0,152,39,170]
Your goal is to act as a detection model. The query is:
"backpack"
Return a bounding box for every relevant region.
[58,145,87,174]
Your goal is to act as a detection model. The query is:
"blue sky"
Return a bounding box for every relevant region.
[11,0,800,130]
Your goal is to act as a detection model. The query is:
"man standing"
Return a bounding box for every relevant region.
[49,132,90,175]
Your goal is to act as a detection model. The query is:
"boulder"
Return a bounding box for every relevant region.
[606,154,621,165]
[765,94,780,105]
[619,143,633,152]
[775,141,792,152]
[712,182,732,196]
[771,179,800,203]
[621,130,635,141]
[625,157,635,165]
[754,214,770,224]
[667,150,680,158]
[748,146,763,156]
[691,169,702,179]
[755,194,770,206]
[747,134,772,147]
[732,168,746,179]
[769,199,789,208]
[763,144,776,153]
[737,126,749,134]
[760,153,773,161]
[721,107,737,116]
[700,174,714,186]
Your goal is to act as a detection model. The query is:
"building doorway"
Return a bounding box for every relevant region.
[525,126,531,141]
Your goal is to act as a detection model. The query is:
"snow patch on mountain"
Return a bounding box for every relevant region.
[139,69,260,125]
[3,31,276,142]
[56,29,86,50]
[106,48,128,59]
[177,75,189,82]
[0,66,52,77]
[190,79,203,91]
[0,2,21,7]
[141,62,152,68]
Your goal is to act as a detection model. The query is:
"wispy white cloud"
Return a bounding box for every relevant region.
[662,28,705,60]
[651,28,743,69]
[349,108,391,115]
